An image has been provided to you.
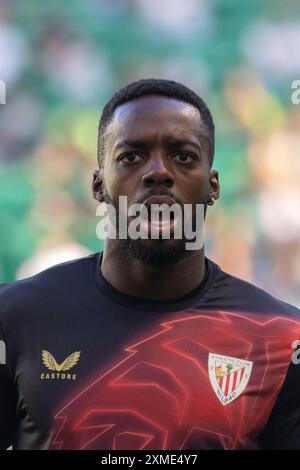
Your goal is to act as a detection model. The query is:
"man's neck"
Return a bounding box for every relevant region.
[100,241,206,301]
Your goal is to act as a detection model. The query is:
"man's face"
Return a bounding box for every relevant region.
[93,95,219,267]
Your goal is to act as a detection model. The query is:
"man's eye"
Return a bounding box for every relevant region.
[174,153,194,164]
[120,153,142,163]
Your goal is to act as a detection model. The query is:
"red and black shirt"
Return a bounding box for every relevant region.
[1,252,300,450]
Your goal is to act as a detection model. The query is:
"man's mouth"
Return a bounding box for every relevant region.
[139,196,179,236]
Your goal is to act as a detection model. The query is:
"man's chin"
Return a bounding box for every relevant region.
[118,237,190,269]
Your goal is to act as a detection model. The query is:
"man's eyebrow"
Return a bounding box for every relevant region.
[114,139,149,151]
[166,138,202,152]
[114,138,203,152]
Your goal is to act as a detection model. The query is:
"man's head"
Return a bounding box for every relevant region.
[93,78,220,267]
[97,78,215,169]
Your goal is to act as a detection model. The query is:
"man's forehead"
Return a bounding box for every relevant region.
[107,95,208,142]
[114,95,200,124]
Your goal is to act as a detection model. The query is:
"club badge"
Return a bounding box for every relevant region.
[208,353,253,406]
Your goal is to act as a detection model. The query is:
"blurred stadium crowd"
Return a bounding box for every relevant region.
[0,0,300,306]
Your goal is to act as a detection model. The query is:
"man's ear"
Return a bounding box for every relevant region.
[92,169,105,203]
[209,169,220,201]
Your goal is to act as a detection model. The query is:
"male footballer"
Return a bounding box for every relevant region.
[1,78,300,450]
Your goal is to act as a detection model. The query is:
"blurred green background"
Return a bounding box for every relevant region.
[1,0,300,305]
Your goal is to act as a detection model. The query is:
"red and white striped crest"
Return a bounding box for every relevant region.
[208,353,253,406]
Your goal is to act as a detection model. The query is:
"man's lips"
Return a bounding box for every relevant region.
[141,196,178,221]
[123,195,182,235]
[141,195,178,207]
[135,196,179,235]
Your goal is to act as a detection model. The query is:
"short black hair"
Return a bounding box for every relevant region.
[97,78,214,168]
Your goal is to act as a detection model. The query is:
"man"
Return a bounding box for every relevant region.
[1,78,300,450]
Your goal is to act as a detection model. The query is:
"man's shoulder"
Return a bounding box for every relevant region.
[0,253,98,324]
[208,258,300,319]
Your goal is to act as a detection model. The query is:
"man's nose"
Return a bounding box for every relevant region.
[142,152,174,188]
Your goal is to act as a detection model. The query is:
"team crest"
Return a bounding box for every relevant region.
[208,353,253,406]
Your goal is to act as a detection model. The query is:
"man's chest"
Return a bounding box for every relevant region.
[16,310,300,449]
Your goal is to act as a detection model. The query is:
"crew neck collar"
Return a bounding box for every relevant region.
[93,251,217,312]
